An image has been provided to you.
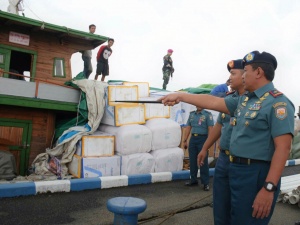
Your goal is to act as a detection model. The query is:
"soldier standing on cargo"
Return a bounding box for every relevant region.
[183,107,214,191]
[198,59,245,225]
[81,24,96,79]
[160,51,295,225]
[162,49,174,90]
[94,38,114,82]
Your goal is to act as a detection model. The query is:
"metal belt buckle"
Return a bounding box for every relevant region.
[225,150,230,156]
[229,155,233,162]
[247,159,251,165]
[194,134,198,136]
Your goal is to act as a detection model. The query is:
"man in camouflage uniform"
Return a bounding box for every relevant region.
[162,49,174,90]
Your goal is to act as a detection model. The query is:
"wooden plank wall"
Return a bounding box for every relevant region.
[0,127,23,173]
[0,105,55,166]
[1,26,91,85]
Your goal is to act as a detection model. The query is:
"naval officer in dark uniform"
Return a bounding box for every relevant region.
[183,107,214,190]
[159,51,295,225]
[198,59,246,225]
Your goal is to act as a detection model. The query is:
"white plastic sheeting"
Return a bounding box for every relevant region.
[31,80,107,177]
[99,124,152,155]
[121,153,155,175]
[145,118,181,151]
[151,147,184,173]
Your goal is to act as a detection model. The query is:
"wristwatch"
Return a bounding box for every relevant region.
[263,181,277,192]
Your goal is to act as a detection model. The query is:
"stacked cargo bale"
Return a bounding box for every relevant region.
[99,124,154,175]
[68,83,150,178]
[70,81,219,178]
[101,85,145,126]
[98,82,186,175]
[100,82,155,176]
[125,84,184,173]
[68,131,119,178]
[145,118,183,172]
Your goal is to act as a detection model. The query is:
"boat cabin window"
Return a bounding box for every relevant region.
[9,50,31,81]
[53,58,66,78]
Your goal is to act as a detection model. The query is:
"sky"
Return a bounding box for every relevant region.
[1,0,300,113]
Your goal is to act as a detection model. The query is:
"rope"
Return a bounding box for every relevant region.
[138,193,213,225]
[23,0,44,22]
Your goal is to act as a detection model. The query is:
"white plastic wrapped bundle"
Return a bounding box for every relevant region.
[98,124,152,155]
[121,153,155,175]
[145,118,181,150]
[151,147,184,172]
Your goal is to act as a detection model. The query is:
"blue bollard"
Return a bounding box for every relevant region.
[107,197,147,225]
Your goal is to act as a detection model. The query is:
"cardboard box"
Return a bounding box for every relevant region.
[101,103,146,126]
[139,97,170,120]
[149,91,194,125]
[123,81,149,98]
[75,131,114,157]
[68,155,121,178]
[107,85,138,106]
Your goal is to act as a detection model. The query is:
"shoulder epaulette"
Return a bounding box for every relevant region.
[226,91,235,96]
[269,89,283,98]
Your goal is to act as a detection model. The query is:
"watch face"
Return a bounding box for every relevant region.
[264,182,276,191]
[266,183,273,190]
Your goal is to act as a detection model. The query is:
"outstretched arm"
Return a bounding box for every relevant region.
[160,92,229,114]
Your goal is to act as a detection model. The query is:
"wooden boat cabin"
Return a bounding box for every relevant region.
[0,10,108,175]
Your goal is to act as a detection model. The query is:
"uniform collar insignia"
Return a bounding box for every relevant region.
[269,90,283,98]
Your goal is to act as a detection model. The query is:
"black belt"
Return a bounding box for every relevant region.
[229,156,270,165]
[191,133,207,136]
[220,149,230,156]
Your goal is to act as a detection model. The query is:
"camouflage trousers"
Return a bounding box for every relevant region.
[162,70,171,90]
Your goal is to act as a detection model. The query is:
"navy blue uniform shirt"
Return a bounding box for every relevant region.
[186,110,214,134]
[225,82,295,161]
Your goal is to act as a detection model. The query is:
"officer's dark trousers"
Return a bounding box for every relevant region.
[188,135,209,185]
[229,162,280,225]
[213,151,231,225]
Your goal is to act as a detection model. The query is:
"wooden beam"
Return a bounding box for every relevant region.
[0,95,78,112]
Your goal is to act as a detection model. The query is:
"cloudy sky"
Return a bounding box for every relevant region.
[1,0,300,112]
